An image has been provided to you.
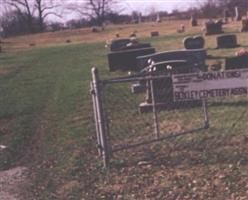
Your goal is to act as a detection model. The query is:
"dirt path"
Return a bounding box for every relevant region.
[0,167,29,200]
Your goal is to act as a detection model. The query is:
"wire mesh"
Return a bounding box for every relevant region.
[103,81,154,148]
[93,70,248,167]
[102,75,207,153]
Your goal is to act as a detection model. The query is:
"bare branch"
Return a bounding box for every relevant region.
[66,0,119,26]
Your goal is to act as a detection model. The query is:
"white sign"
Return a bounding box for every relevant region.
[172,69,248,101]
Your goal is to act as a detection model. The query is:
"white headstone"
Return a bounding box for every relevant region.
[235,6,241,21]
[156,13,161,23]
[138,13,142,23]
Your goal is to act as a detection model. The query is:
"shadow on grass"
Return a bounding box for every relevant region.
[209,100,248,107]
[111,130,248,170]
[109,100,248,170]
[207,54,228,59]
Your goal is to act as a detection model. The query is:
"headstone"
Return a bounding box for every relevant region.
[235,6,241,21]
[107,39,156,71]
[138,13,142,24]
[130,32,136,38]
[131,83,146,94]
[223,9,229,23]
[136,49,207,112]
[150,31,159,37]
[139,59,203,112]
[137,49,207,72]
[177,24,185,33]
[217,34,238,48]
[241,19,248,32]
[205,19,223,35]
[190,14,198,26]
[156,13,161,23]
[91,26,100,33]
[139,60,187,112]
[109,38,132,51]
[225,54,248,70]
[209,60,222,71]
[183,36,205,49]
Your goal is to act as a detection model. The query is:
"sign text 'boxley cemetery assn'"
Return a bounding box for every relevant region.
[173,69,248,101]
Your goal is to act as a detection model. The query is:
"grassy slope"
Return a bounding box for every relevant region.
[0,42,109,199]
[0,22,248,199]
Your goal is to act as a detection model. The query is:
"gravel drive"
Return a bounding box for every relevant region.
[0,167,28,200]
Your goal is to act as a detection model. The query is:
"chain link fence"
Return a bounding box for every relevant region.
[91,68,213,167]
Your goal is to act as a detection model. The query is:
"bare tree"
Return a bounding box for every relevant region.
[200,0,248,17]
[2,0,62,33]
[3,0,35,32]
[34,0,61,32]
[67,0,119,26]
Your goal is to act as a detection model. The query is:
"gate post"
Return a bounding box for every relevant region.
[150,78,160,139]
[91,82,102,156]
[91,67,110,168]
[202,99,209,129]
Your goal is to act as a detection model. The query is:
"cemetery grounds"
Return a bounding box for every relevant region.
[0,20,248,199]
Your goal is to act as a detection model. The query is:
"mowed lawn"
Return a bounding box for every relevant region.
[0,21,248,199]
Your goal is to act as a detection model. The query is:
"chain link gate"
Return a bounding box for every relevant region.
[91,68,209,168]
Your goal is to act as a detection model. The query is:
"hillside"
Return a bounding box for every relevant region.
[0,19,248,199]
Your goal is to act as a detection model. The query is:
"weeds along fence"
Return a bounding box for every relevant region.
[91,68,211,168]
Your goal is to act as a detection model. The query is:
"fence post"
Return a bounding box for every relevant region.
[91,67,110,168]
[150,75,160,139]
[202,99,209,129]
[91,82,102,156]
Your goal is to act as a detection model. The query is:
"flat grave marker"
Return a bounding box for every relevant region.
[150,31,159,37]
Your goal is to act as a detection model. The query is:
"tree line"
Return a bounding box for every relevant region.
[0,0,247,37]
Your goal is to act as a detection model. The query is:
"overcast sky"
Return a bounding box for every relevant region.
[0,0,204,22]
[123,0,202,14]
[60,0,203,22]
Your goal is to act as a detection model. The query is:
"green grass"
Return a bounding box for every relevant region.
[0,30,248,199]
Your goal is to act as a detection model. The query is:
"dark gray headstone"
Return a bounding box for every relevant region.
[150,31,159,37]
[191,15,198,26]
[183,36,205,49]
[130,33,136,37]
[110,39,131,51]
[241,19,248,32]
[91,26,100,33]
[223,9,229,23]
[205,20,223,35]
[217,34,238,48]
[177,24,185,33]
[108,47,156,71]
[137,49,207,72]
[139,59,202,112]
[225,54,248,70]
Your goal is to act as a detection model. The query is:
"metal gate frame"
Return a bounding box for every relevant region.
[91,67,209,168]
